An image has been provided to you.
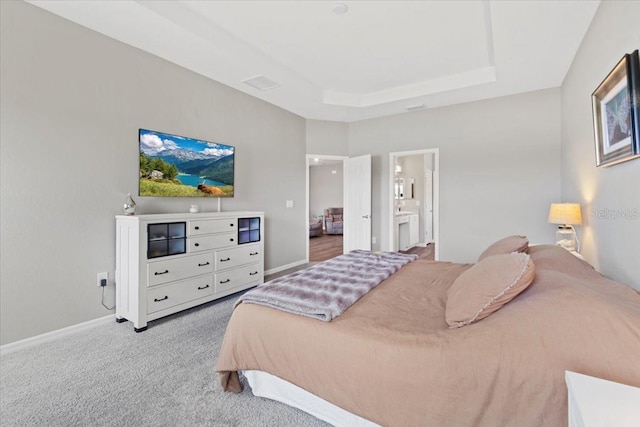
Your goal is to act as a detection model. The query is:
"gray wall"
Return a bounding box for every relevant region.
[4,1,637,347]
[306,119,349,156]
[349,89,562,262]
[0,1,306,345]
[561,1,640,288]
[309,164,344,219]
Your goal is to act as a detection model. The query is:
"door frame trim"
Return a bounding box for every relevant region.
[388,149,440,260]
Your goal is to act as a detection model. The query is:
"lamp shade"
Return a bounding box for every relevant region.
[548,203,582,226]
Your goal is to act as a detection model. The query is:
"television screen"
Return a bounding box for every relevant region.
[139,129,234,197]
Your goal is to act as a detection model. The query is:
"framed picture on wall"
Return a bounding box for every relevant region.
[591,49,640,167]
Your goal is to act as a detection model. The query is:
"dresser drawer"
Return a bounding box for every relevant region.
[147,276,214,314]
[215,245,262,270]
[189,233,236,252]
[189,219,236,236]
[215,264,262,293]
[147,253,214,287]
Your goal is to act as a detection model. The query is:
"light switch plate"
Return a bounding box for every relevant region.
[286,200,294,208]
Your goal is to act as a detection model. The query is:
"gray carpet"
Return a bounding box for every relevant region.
[0,293,329,427]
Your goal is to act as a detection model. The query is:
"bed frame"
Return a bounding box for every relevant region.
[243,370,378,427]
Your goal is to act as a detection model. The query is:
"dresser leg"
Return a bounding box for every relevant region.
[134,326,148,333]
[115,317,127,323]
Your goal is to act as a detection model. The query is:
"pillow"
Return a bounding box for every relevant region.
[477,235,528,261]
[446,252,535,328]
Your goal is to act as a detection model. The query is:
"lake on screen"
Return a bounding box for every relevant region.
[177,174,225,187]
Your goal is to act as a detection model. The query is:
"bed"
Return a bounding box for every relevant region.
[215,244,640,426]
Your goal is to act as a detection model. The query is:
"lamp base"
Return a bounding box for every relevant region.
[556,226,577,252]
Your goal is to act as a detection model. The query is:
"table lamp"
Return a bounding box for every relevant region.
[548,203,582,252]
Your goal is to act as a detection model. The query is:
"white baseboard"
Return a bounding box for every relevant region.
[265,259,308,276]
[0,314,115,356]
[2,261,310,355]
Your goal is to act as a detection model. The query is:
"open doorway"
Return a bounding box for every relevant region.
[388,149,439,260]
[306,155,348,262]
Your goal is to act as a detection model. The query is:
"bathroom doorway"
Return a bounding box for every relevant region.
[388,149,439,260]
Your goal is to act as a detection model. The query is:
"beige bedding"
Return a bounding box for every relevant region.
[216,246,640,426]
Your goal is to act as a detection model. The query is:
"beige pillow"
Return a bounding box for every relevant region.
[446,253,535,328]
[477,235,529,261]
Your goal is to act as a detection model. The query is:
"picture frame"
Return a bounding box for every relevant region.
[591,49,640,167]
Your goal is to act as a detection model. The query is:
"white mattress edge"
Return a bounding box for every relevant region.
[242,370,380,427]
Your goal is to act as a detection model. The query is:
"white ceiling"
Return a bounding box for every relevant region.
[28,0,600,122]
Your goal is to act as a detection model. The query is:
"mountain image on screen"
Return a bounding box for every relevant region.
[139,129,234,197]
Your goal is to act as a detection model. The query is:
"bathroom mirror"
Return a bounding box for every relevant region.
[394,178,405,199]
[395,177,415,199]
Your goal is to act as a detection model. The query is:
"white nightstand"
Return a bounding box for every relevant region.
[531,244,584,260]
[566,371,640,427]
[568,250,584,260]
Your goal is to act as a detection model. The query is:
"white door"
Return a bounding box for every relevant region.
[424,169,434,243]
[344,154,371,252]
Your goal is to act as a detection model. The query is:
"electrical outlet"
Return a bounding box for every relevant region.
[97,272,108,287]
[372,237,377,244]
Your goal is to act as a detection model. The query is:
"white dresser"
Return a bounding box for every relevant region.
[115,211,264,332]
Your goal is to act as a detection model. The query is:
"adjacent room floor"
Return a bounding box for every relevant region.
[309,233,434,262]
[309,233,343,262]
[400,243,435,260]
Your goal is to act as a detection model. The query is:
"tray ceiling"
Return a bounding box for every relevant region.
[28,0,600,122]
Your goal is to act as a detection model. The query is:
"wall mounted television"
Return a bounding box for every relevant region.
[139,129,234,197]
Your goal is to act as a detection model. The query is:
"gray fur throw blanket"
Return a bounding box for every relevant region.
[236,250,418,321]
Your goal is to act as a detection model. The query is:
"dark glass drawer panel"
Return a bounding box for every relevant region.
[238,217,260,244]
[168,222,186,239]
[148,224,168,241]
[148,240,168,258]
[147,222,187,259]
[168,239,186,255]
[238,218,250,232]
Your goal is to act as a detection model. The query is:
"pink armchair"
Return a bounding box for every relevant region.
[309,218,323,237]
[324,208,343,235]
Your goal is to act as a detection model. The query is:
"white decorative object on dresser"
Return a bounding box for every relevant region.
[115,211,264,332]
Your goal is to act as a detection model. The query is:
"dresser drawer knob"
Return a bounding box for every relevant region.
[194,226,200,230]
[220,257,231,262]
[154,296,168,302]
[194,243,200,247]
[197,284,210,290]
[154,270,169,276]
[250,252,259,256]
[230,223,234,227]
[249,271,258,276]
[220,279,230,284]
[198,262,210,267]
[230,238,234,242]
